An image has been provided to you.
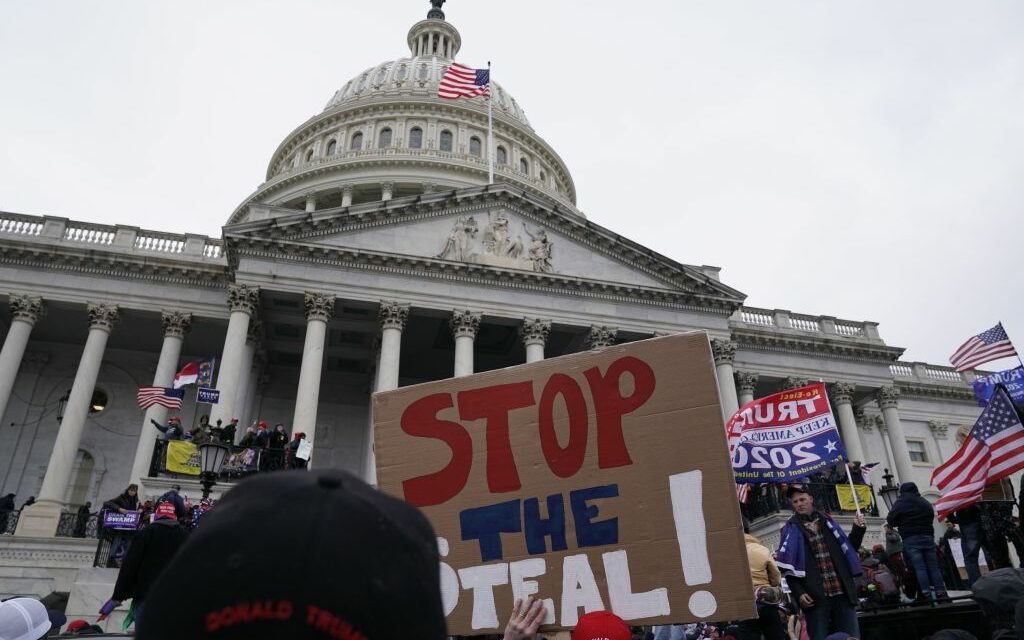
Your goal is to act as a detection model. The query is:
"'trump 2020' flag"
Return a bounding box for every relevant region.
[437,62,489,99]
[137,387,185,410]
[932,386,1024,520]
[727,382,847,483]
[973,366,1024,407]
[173,358,215,389]
[949,322,1018,372]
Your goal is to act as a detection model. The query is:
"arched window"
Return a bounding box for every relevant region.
[350,132,364,150]
[417,65,429,80]
[326,140,337,156]
[378,128,393,148]
[440,130,453,152]
[539,170,546,182]
[409,127,423,149]
[496,146,508,165]
[469,136,482,157]
[397,64,408,80]
[520,158,529,175]
[305,148,314,162]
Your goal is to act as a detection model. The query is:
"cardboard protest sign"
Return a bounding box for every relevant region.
[374,332,753,634]
[727,382,846,483]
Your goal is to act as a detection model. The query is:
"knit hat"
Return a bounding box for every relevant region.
[137,469,446,639]
[0,597,52,640]
[572,611,631,640]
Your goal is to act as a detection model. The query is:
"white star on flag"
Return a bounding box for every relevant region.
[825,440,838,453]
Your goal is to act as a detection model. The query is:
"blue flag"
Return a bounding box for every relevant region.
[727,382,847,483]
[974,366,1024,407]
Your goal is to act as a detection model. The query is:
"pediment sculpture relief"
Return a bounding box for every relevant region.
[436,212,554,273]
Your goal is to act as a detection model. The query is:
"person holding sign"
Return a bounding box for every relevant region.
[775,486,865,640]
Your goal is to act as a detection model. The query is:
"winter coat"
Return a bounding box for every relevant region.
[254,429,270,449]
[103,491,139,513]
[783,512,867,606]
[151,419,183,440]
[744,533,782,588]
[269,430,289,450]
[885,482,936,539]
[157,490,188,519]
[112,519,188,603]
[0,494,14,512]
[239,433,256,447]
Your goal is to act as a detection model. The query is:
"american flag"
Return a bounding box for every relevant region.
[137,386,185,410]
[437,63,489,100]
[736,483,749,503]
[932,386,1024,519]
[949,323,1018,372]
[860,462,880,480]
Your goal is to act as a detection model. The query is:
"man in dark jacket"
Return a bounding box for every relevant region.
[150,416,184,440]
[778,486,866,640]
[0,492,15,533]
[157,485,188,519]
[103,484,140,514]
[111,501,188,624]
[886,482,945,597]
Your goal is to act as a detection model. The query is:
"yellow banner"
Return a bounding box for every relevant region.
[166,440,200,476]
[836,484,873,511]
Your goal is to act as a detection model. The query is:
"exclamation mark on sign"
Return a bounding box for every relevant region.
[668,471,718,618]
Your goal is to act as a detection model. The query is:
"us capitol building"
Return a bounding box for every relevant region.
[0,1,990,604]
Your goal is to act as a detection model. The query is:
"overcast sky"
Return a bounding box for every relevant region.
[0,1,1021,369]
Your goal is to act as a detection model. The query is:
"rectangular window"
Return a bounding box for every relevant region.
[907,440,928,463]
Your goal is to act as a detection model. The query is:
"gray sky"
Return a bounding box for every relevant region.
[1,1,1021,369]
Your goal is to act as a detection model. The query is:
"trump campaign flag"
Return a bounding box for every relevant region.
[727,382,847,483]
[974,366,1024,407]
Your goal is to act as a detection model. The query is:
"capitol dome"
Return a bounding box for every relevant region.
[229,2,578,224]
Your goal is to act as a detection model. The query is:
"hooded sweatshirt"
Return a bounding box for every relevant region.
[745,533,782,588]
[885,482,936,539]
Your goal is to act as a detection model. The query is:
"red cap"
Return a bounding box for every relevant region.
[67,620,89,632]
[572,611,631,640]
[154,501,178,520]
[258,421,269,428]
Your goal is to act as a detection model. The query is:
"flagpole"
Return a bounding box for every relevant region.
[844,461,862,516]
[487,60,494,185]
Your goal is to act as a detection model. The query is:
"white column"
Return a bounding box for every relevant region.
[521,318,551,363]
[341,183,354,207]
[711,339,739,422]
[305,193,317,212]
[830,382,866,464]
[878,386,914,483]
[292,293,334,455]
[366,301,410,483]
[209,284,260,426]
[734,370,758,407]
[586,325,617,350]
[451,309,481,377]
[381,181,394,201]
[129,311,191,487]
[17,303,119,537]
[0,295,44,425]
[231,318,260,432]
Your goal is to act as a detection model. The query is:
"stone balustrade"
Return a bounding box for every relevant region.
[732,306,882,342]
[889,361,975,386]
[0,211,224,261]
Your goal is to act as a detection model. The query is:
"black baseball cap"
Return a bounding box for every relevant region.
[137,469,446,639]
[786,485,811,498]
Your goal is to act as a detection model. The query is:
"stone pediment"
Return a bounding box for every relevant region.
[225,185,745,309]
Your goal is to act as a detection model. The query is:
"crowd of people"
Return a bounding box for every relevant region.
[150,414,310,472]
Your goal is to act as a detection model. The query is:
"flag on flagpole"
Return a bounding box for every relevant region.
[137,387,185,410]
[437,62,490,100]
[860,462,880,481]
[949,322,1018,372]
[931,386,1024,519]
[736,483,749,503]
[173,358,215,389]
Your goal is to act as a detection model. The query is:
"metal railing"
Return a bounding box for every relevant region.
[741,482,880,522]
[55,511,100,538]
[148,439,296,481]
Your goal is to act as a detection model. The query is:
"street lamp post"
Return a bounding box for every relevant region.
[879,468,900,511]
[198,443,230,500]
